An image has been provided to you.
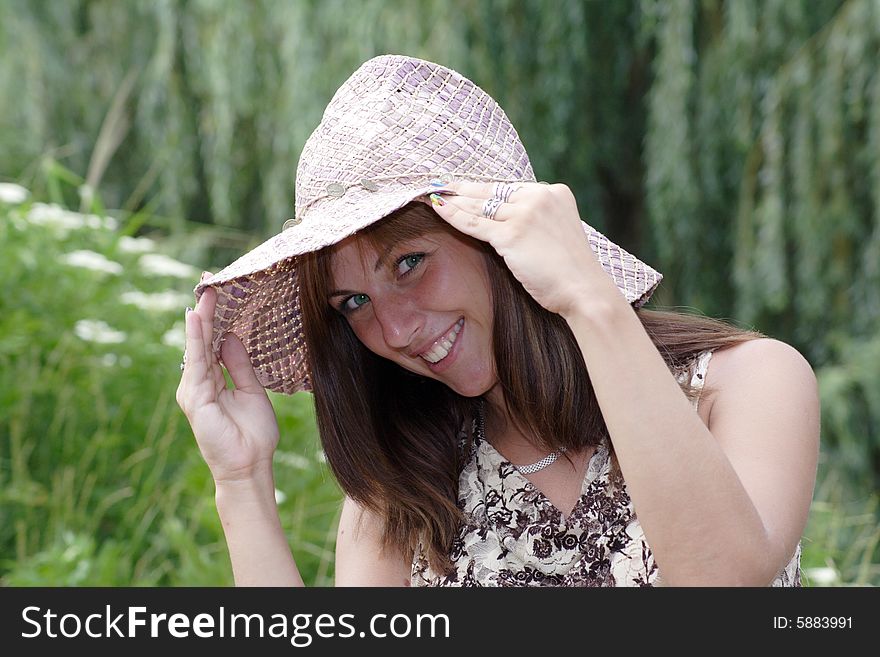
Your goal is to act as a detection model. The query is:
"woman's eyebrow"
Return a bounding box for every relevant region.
[328,240,424,298]
[327,288,355,299]
[373,243,397,272]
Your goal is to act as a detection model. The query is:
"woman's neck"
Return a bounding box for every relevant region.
[482,386,548,457]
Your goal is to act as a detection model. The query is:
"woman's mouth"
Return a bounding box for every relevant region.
[419,318,464,364]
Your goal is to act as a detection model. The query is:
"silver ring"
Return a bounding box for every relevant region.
[492,182,519,203]
[481,197,503,221]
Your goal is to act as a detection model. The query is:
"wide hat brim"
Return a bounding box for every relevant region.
[194,202,662,395]
[193,55,662,394]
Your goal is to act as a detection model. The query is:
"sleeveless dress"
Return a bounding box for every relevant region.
[411,349,802,587]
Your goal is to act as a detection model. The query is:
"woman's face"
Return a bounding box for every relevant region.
[328,229,497,397]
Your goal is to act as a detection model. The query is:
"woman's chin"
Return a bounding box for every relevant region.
[444,374,497,399]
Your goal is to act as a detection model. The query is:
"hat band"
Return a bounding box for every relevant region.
[289,170,532,228]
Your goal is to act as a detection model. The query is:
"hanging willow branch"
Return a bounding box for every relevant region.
[0,0,874,354]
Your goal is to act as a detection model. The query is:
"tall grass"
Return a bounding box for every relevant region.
[0,167,342,585]
[801,462,880,586]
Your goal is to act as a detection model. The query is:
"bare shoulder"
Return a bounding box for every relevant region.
[703,337,820,577]
[706,337,819,434]
[707,338,815,408]
[710,337,815,375]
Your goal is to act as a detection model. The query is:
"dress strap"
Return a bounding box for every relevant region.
[690,350,713,410]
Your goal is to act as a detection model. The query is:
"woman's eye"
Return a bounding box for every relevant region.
[342,293,370,312]
[397,253,424,276]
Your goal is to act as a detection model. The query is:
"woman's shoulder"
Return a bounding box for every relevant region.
[708,338,814,385]
[705,338,817,424]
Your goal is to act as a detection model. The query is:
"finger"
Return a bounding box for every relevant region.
[194,286,218,371]
[182,302,210,385]
[440,194,517,223]
[428,193,499,242]
[191,286,226,390]
[219,332,265,395]
[181,300,228,403]
[438,181,535,202]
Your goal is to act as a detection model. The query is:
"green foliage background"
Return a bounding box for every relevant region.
[0,0,877,585]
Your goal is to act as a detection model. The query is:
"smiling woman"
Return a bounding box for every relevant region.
[176,55,819,587]
[318,205,495,394]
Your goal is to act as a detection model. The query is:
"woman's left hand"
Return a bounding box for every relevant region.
[428,182,615,318]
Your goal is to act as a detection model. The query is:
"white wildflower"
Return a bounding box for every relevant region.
[139,253,200,279]
[118,235,157,253]
[804,567,840,586]
[275,451,311,470]
[0,183,29,204]
[27,203,117,232]
[85,213,118,230]
[161,324,186,350]
[120,290,191,313]
[62,250,124,275]
[74,319,126,344]
[28,203,86,231]
[274,489,287,505]
[99,353,130,367]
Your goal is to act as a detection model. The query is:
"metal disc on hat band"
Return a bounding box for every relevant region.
[360,178,379,191]
[282,218,301,230]
[326,183,346,197]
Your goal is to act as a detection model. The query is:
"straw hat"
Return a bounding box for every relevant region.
[195,55,662,394]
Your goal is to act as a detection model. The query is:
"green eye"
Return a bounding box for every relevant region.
[398,253,424,275]
[343,293,370,312]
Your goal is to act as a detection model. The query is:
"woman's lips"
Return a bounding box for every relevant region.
[422,318,465,373]
[419,317,464,363]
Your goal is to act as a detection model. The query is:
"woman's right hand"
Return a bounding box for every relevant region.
[176,275,281,484]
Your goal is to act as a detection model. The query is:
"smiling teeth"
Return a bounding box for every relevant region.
[420,319,464,364]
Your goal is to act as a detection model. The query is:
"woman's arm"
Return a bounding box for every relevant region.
[563,292,819,586]
[335,496,413,586]
[181,282,411,587]
[215,474,413,586]
[179,283,305,586]
[214,466,305,587]
[429,181,820,586]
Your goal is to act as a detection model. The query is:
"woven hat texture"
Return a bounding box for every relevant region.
[195,54,662,395]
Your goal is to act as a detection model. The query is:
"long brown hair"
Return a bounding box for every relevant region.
[297,201,764,572]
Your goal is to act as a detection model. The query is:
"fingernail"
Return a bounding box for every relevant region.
[429,193,446,207]
[430,179,447,187]
[201,271,211,282]
[185,306,192,318]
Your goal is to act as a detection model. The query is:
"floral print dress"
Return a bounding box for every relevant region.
[411,350,802,587]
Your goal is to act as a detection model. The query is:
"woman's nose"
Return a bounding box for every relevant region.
[373,294,422,351]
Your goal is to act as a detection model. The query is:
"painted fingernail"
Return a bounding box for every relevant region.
[429,193,446,207]
[430,179,447,187]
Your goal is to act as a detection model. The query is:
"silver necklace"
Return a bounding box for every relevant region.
[514,449,567,475]
[476,404,566,475]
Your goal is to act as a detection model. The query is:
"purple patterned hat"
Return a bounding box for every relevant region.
[195,55,662,394]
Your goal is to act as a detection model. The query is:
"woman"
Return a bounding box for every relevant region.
[177,55,819,587]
